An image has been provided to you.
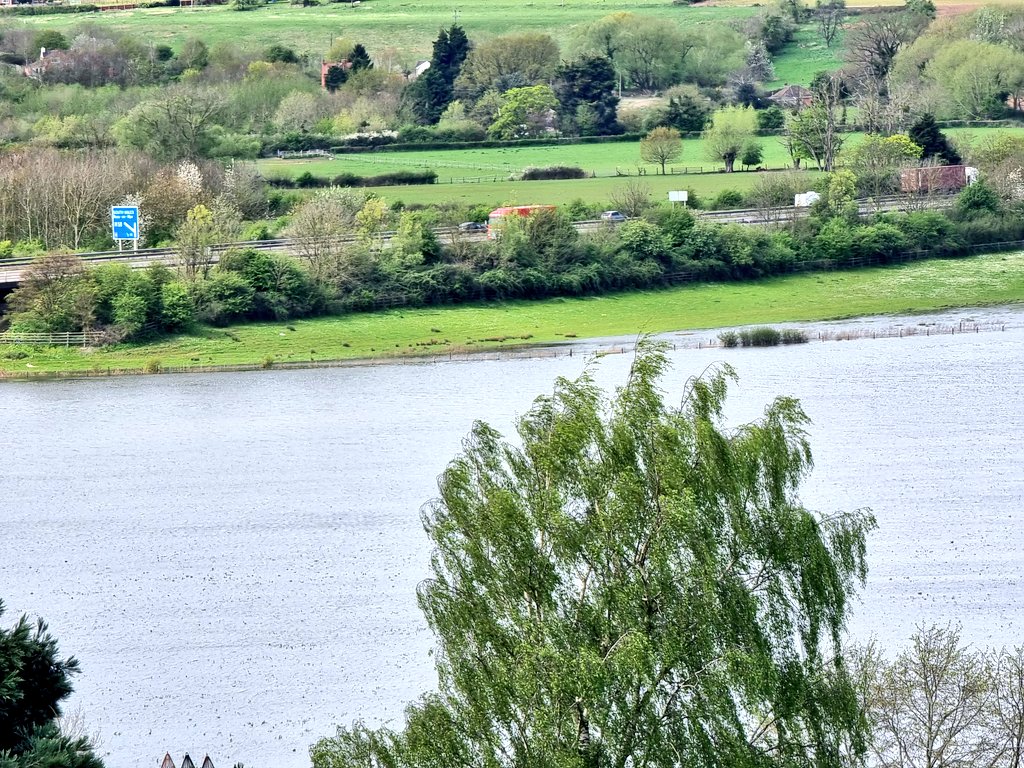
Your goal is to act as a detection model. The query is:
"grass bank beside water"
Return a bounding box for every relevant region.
[3,252,1024,378]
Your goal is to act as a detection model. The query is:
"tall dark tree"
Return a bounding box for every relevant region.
[323,64,348,92]
[348,43,372,72]
[908,114,962,164]
[553,54,620,136]
[407,25,471,124]
[0,600,104,768]
[660,94,710,133]
[312,343,876,768]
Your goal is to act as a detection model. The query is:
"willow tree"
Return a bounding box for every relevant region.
[312,343,875,768]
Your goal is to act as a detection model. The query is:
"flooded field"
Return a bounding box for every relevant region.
[3,306,1023,768]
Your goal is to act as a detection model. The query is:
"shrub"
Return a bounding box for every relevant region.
[711,189,745,209]
[718,330,739,347]
[781,329,808,344]
[521,166,587,181]
[294,171,328,188]
[954,180,1002,219]
[195,271,255,325]
[332,170,437,188]
[160,281,195,331]
[739,327,781,346]
[144,358,162,374]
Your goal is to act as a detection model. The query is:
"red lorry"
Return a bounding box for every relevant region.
[899,165,978,193]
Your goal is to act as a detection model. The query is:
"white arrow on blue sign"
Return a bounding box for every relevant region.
[111,206,140,240]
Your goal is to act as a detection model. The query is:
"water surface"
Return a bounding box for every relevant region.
[3,307,1023,768]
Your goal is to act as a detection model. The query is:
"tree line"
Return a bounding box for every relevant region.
[1,1,1023,167]
[5,171,1022,341]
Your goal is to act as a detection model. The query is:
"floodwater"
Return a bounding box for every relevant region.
[3,306,1023,768]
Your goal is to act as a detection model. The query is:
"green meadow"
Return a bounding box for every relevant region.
[256,126,1024,206]
[18,0,757,60]
[259,128,1024,181]
[4,251,1023,377]
[322,171,811,207]
[767,25,844,89]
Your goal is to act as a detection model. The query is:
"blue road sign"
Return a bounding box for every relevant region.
[111,206,140,240]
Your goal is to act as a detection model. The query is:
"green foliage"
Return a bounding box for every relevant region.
[160,281,196,331]
[521,166,587,181]
[0,599,104,768]
[740,141,764,169]
[908,114,960,165]
[112,291,149,335]
[758,12,796,54]
[826,168,857,216]
[487,85,559,140]
[703,106,758,172]
[195,270,255,325]
[263,44,299,64]
[323,64,349,92]
[554,54,620,136]
[349,43,372,72]
[639,126,683,174]
[712,188,745,209]
[718,329,739,346]
[656,93,710,134]
[33,30,69,53]
[955,180,1002,219]
[618,218,670,261]
[407,25,470,124]
[311,342,875,768]
[844,133,922,197]
[757,105,785,132]
[740,325,781,345]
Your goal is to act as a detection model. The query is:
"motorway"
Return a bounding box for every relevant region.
[0,195,952,289]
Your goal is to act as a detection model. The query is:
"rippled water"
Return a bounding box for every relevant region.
[3,307,1023,768]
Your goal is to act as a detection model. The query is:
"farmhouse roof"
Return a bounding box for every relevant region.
[769,84,813,106]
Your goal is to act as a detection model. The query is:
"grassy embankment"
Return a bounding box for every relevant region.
[3,252,1023,377]
[255,127,1024,207]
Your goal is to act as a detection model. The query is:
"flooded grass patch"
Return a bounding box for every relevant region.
[2,251,1023,378]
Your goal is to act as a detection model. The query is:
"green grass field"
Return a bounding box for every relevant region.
[257,125,1024,206]
[4,251,1022,377]
[261,138,799,180]
[18,0,757,59]
[260,127,1024,180]
[338,171,819,207]
[768,25,844,89]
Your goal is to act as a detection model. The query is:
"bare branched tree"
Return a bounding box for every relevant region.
[858,625,1003,768]
[284,188,373,282]
[750,171,805,226]
[816,0,847,47]
[609,180,653,218]
[993,647,1024,768]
